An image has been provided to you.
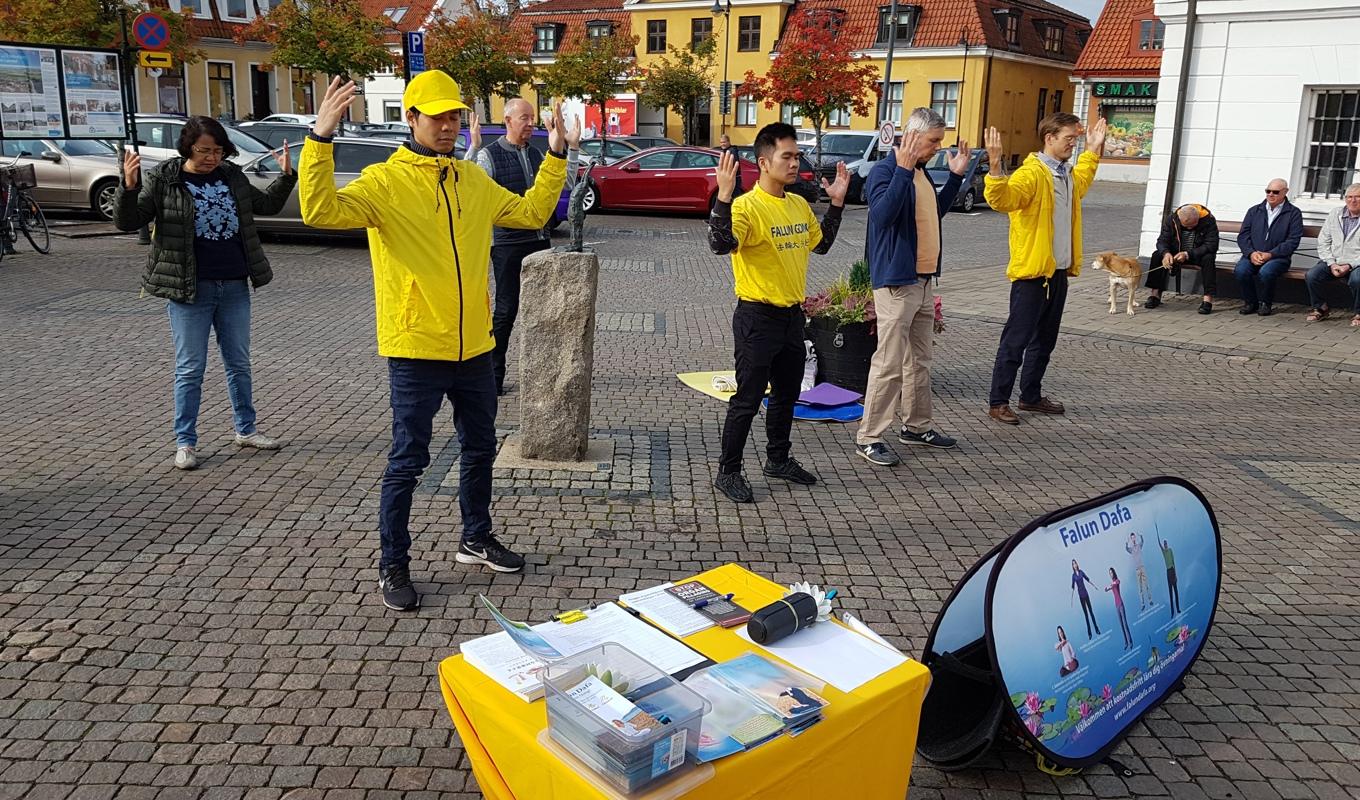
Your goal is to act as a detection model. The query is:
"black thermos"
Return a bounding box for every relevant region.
[747,592,819,645]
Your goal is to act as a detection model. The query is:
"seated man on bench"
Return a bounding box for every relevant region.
[1305,183,1360,326]
[1234,178,1303,317]
[1145,203,1220,314]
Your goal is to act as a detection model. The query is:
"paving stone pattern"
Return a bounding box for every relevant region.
[1,185,1358,799]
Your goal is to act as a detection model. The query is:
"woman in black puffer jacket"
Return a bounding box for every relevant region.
[114,116,296,471]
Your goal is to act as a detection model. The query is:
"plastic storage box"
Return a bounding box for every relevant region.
[544,643,710,795]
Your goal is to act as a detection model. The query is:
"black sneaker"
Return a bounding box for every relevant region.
[1238,303,1259,315]
[1198,302,1213,315]
[456,536,526,573]
[762,457,817,485]
[856,442,900,466]
[1258,303,1274,317]
[1144,295,1161,309]
[714,471,754,503]
[378,564,420,611]
[899,428,957,449]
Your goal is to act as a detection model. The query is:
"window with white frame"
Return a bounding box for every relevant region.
[780,103,802,126]
[876,5,919,46]
[1040,23,1063,54]
[1302,88,1360,198]
[828,106,851,127]
[1137,19,1165,51]
[587,21,614,38]
[735,89,756,126]
[220,0,250,21]
[881,81,904,125]
[931,81,959,128]
[384,101,402,122]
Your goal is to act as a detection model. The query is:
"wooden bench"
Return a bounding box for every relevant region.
[1168,220,1325,305]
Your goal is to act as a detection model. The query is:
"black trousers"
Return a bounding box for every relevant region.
[491,239,551,390]
[719,301,805,474]
[1146,249,1217,295]
[988,271,1068,408]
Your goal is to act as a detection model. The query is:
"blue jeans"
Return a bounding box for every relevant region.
[1233,256,1291,306]
[166,279,256,447]
[1304,259,1360,312]
[378,354,498,570]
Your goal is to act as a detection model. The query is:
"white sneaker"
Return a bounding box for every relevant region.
[174,446,198,470]
[234,432,281,450]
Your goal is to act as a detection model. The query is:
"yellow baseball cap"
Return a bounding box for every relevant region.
[402,70,470,116]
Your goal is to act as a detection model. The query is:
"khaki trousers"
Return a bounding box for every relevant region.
[856,280,934,445]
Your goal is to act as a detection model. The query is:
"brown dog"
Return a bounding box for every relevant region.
[1090,252,1142,316]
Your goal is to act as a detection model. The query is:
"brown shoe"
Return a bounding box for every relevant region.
[988,404,1020,425]
[1018,397,1066,415]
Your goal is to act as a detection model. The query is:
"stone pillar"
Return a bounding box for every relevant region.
[518,249,599,461]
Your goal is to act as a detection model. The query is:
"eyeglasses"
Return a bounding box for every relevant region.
[1264,189,1284,195]
[191,146,225,157]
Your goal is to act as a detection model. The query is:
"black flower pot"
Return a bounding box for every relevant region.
[807,317,877,394]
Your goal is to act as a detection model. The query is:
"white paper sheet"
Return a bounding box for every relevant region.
[618,583,714,638]
[736,619,908,693]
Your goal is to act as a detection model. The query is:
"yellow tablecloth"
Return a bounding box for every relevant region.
[438,563,931,799]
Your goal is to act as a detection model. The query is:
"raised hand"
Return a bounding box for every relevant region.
[716,150,739,202]
[547,101,567,154]
[467,110,481,151]
[896,129,921,170]
[314,77,357,139]
[822,161,850,206]
[1086,117,1108,155]
[122,147,141,189]
[566,113,583,150]
[279,140,292,175]
[947,138,970,175]
[985,126,1004,172]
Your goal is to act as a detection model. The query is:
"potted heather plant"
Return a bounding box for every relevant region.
[803,259,877,393]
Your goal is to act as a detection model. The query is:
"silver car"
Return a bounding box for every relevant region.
[132,114,270,165]
[241,137,403,235]
[0,137,122,220]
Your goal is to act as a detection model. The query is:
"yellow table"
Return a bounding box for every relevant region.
[438,563,931,799]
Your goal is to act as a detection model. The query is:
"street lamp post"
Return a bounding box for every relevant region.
[958,28,969,145]
[711,0,732,138]
[879,0,898,126]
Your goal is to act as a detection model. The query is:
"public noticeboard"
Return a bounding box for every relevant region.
[0,41,127,140]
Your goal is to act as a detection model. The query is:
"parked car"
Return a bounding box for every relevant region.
[580,146,759,214]
[731,145,820,205]
[0,137,123,220]
[615,135,679,150]
[576,137,642,166]
[804,131,883,204]
[247,113,317,125]
[922,147,989,212]
[132,114,270,165]
[231,121,311,149]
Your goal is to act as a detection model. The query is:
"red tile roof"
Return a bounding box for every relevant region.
[1073,0,1161,75]
[508,0,632,54]
[772,0,1090,64]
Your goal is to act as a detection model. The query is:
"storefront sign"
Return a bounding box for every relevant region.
[1093,81,1157,99]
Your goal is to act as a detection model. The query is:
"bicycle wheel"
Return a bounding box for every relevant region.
[19,194,49,254]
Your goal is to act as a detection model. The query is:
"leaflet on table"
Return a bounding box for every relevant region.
[468,596,706,700]
[681,670,784,762]
[736,616,908,693]
[565,674,666,738]
[704,653,829,723]
[617,583,714,638]
[0,45,64,138]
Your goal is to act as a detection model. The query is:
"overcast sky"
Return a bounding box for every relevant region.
[1050,0,1108,23]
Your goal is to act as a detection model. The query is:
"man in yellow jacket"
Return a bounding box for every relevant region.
[983,113,1107,425]
[298,73,569,611]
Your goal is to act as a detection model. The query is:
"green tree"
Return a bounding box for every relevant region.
[424,5,534,120]
[638,36,715,145]
[0,0,201,66]
[238,0,396,81]
[540,31,638,142]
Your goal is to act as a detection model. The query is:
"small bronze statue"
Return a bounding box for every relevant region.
[563,162,595,253]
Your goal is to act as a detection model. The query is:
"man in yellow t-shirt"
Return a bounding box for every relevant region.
[708,122,850,503]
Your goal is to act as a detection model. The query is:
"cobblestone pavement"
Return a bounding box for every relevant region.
[2,183,1359,800]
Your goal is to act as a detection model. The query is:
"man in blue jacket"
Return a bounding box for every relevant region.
[1234,178,1304,316]
[854,108,969,467]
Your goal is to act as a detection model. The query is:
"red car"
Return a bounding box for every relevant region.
[580,146,760,214]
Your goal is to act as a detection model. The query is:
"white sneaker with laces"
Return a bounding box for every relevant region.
[234,432,281,450]
[174,446,198,470]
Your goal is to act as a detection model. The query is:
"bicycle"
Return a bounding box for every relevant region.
[0,153,51,263]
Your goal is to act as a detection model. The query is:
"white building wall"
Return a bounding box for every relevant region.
[1141,0,1360,255]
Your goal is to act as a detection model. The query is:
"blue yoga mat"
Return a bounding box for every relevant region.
[763,398,864,422]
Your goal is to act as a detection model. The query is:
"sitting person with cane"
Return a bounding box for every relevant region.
[1144,203,1220,314]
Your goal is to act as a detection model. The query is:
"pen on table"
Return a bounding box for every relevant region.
[692,593,734,610]
[825,589,839,601]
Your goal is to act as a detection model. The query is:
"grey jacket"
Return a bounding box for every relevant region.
[1318,205,1360,266]
[113,157,296,303]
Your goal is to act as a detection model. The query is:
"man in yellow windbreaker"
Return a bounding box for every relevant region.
[298,73,568,611]
[983,113,1107,425]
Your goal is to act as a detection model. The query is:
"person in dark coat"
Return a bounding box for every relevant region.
[115,116,296,471]
[1144,203,1220,314]
[1233,178,1303,316]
